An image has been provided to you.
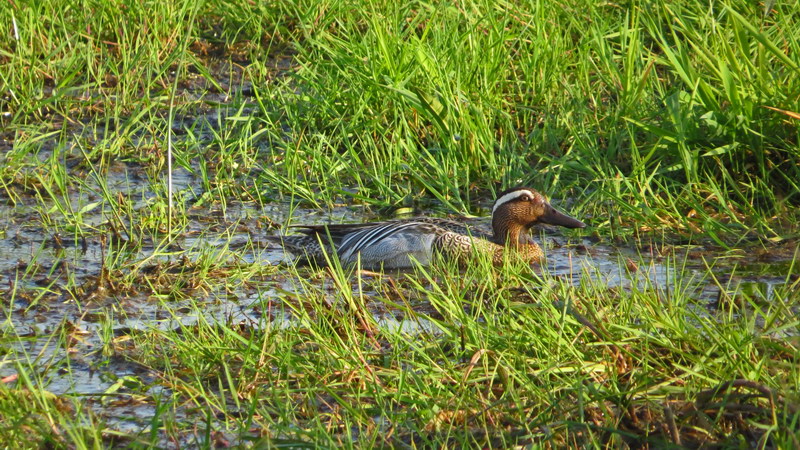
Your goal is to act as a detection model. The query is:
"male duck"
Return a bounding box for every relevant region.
[271,187,586,270]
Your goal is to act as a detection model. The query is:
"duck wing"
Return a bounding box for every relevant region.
[290,221,395,243]
[335,221,449,262]
[291,217,491,243]
[275,217,494,268]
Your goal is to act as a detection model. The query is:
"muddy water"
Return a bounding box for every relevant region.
[0,139,797,443]
[2,58,797,443]
[2,171,797,443]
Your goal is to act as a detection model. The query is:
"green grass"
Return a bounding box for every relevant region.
[80,255,800,447]
[3,0,799,235]
[1,0,799,447]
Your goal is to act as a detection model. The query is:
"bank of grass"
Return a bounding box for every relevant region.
[149,257,800,447]
[1,0,800,447]
[2,0,799,239]
[6,251,797,447]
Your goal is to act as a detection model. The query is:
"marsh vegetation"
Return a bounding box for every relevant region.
[1,0,799,447]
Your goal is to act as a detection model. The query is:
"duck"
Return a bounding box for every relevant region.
[270,187,586,270]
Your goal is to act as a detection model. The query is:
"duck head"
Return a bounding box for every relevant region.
[491,187,586,246]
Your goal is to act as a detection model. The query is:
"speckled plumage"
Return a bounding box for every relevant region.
[270,187,586,270]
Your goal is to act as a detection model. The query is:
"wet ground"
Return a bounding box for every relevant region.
[2,156,797,440]
[2,57,798,446]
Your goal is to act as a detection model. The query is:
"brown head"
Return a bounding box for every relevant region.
[490,187,586,246]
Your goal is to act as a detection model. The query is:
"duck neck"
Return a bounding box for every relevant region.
[492,216,528,247]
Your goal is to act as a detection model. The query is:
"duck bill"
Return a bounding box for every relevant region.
[539,205,586,229]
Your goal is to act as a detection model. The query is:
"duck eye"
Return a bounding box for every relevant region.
[519,195,531,202]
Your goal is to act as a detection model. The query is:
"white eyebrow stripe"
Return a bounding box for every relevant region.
[492,190,535,214]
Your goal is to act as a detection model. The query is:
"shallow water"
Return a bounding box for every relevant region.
[2,60,797,445]
[2,174,797,445]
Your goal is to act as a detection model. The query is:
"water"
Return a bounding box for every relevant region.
[1,169,795,380]
[3,176,796,447]
[2,58,796,446]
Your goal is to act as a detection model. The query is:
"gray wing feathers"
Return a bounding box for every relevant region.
[275,218,490,269]
[338,222,428,261]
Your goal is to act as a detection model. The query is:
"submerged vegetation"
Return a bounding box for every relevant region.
[1,0,798,447]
